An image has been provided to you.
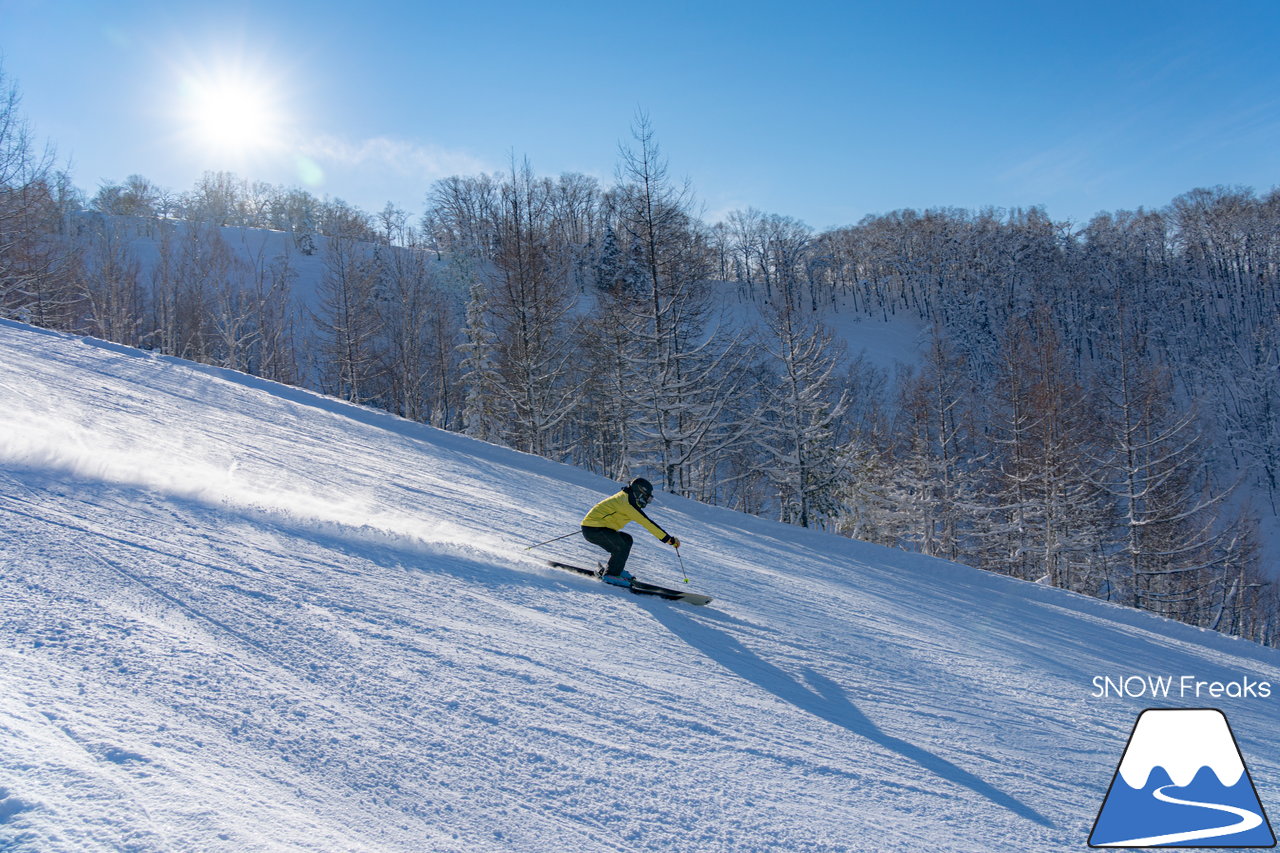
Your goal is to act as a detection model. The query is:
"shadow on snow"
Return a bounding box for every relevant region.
[647,604,1056,829]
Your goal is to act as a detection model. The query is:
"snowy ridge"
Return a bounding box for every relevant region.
[2,318,1280,852]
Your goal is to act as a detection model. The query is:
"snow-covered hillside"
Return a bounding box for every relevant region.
[2,318,1277,852]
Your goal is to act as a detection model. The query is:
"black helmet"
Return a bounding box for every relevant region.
[627,477,654,509]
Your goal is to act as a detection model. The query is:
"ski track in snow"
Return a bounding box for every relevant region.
[2,319,1279,852]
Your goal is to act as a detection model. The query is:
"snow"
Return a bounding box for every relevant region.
[712,286,927,380]
[818,298,927,378]
[1,317,1278,851]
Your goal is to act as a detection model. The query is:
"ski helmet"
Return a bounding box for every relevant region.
[627,477,654,508]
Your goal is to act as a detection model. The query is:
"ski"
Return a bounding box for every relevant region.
[546,560,601,579]
[628,579,713,606]
[545,561,712,606]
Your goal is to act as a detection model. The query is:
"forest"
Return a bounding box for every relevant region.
[3,69,1278,646]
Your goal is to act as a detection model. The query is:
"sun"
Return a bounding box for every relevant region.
[188,78,272,151]
[177,62,286,158]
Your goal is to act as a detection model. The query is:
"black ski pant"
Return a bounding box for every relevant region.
[582,526,632,576]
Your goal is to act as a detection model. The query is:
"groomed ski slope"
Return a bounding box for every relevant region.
[1,318,1277,852]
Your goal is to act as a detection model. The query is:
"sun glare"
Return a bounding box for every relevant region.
[177,62,286,158]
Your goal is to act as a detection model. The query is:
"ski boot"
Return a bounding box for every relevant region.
[600,567,635,587]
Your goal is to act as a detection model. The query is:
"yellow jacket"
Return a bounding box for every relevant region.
[582,490,670,541]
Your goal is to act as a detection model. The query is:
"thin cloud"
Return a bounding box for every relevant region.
[300,134,490,181]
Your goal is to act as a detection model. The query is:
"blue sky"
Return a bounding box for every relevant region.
[3,0,1278,229]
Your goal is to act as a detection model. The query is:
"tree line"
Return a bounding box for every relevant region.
[3,66,1277,645]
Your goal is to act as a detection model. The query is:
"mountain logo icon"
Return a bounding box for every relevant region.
[1090,708,1276,848]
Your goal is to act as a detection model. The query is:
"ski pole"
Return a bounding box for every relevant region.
[523,530,579,552]
[675,544,690,584]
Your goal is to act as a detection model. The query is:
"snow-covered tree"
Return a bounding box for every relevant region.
[573,296,641,480]
[79,216,143,347]
[891,329,980,561]
[373,243,442,422]
[754,304,850,528]
[458,276,502,443]
[313,235,381,404]
[611,113,745,497]
[0,63,78,329]
[1216,321,1280,509]
[979,311,1105,590]
[485,159,583,458]
[594,222,623,293]
[1090,320,1241,620]
[239,234,298,385]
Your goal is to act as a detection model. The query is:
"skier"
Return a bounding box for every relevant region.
[581,477,681,586]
